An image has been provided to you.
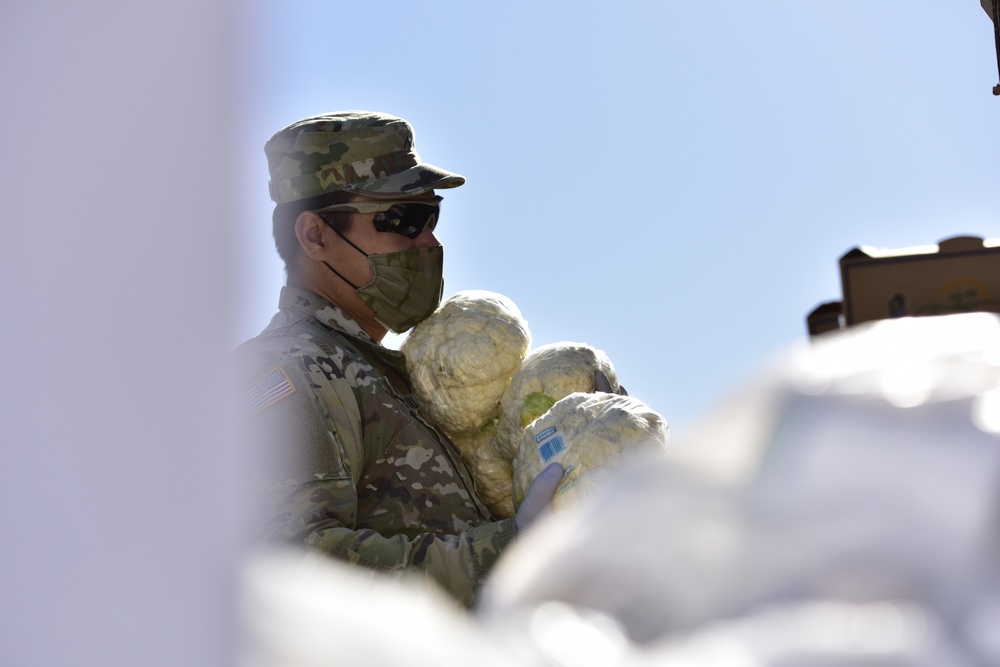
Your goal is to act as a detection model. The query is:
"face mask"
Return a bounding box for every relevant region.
[324,234,444,334]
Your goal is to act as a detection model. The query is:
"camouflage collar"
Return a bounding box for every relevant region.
[278,286,378,344]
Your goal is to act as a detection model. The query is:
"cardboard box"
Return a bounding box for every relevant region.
[840,236,1000,326]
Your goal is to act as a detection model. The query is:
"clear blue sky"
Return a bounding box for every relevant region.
[235,1,1000,435]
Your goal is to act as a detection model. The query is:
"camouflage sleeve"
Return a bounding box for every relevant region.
[239,355,517,606]
[288,484,517,606]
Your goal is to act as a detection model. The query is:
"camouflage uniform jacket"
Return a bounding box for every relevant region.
[235,286,516,605]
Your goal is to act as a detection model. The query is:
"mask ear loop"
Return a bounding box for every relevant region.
[319,215,369,290]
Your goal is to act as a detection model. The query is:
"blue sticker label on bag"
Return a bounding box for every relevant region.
[537,432,567,463]
[535,426,557,443]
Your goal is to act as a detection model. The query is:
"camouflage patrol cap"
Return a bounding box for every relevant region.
[264,111,465,204]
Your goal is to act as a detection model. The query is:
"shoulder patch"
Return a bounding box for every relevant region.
[238,366,296,417]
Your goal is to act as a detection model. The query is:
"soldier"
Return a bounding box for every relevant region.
[235,111,563,606]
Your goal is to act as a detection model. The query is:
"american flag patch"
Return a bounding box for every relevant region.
[238,367,295,417]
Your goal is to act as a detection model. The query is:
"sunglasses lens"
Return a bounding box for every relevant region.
[373,202,439,238]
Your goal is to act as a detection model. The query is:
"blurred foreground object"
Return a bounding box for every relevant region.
[478,313,1000,665]
[240,549,521,667]
[806,235,1000,337]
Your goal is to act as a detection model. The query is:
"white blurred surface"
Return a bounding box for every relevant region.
[478,314,1000,664]
[240,550,520,667]
[1,3,242,665]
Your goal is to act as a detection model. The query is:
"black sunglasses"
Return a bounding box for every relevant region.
[317,196,442,239]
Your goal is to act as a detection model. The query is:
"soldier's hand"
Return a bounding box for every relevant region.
[515,462,564,533]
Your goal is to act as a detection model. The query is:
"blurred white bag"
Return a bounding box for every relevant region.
[240,549,523,667]
[478,313,1000,665]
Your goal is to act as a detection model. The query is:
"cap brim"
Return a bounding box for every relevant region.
[344,163,465,199]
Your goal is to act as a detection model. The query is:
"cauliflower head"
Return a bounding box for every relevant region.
[495,342,620,462]
[512,392,668,511]
[450,420,516,519]
[401,290,531,438]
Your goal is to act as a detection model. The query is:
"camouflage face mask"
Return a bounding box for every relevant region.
[324,234,444,334]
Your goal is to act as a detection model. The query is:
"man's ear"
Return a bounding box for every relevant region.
[294,211,330,261]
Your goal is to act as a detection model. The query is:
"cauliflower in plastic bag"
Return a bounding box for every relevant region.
[512,392,668,511]
[450,420,516,518]
[495,342,620,462]
[402,290,531,438]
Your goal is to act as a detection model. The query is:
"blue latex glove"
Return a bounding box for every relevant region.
[515,462,564,533]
